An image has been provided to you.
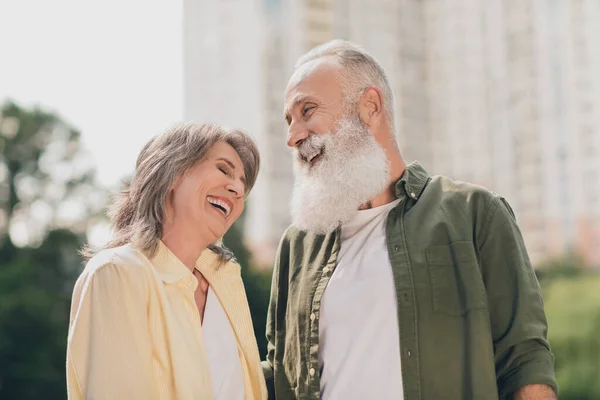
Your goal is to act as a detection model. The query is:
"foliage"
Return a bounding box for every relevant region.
[0,230,84,398]
[0,101,101,399]
[0,101,106,248]
[536,252,588,283]
[542,273,600,400]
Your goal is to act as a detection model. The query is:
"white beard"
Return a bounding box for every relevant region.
[290,113,390,234]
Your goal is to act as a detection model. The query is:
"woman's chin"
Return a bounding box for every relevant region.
[204,222,227,242]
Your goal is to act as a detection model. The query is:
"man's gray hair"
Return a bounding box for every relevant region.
[83,123,260,262]
[295,40,395,129]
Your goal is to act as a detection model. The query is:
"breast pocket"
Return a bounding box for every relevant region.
[426,241,487,316]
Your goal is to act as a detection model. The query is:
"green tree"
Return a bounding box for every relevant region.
[543,273,600,400]
[536,254,600,399]
[0,101,105,399]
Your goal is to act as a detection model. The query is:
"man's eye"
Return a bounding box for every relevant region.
[302,106,314,117]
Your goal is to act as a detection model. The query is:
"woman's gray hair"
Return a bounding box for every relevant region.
[295,39,395,130]
[83,123,260,262]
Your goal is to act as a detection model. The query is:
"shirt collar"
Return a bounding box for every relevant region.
[394,161,430,201]
[149,240,228,284]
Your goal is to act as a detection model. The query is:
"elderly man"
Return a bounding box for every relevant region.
[262,40,557,400]
[264,41,557,400]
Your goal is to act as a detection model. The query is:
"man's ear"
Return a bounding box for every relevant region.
[358,87,383,126]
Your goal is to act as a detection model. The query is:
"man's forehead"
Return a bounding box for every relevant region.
[285,58,340,102]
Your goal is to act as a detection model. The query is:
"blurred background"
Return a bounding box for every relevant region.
[1,0,599,398]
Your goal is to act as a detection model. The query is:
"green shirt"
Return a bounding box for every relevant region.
[262,162,557,400]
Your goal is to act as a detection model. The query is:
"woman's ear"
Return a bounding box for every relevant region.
[164,183,179,223]
[164,173,185,222]
[164,191,174,223]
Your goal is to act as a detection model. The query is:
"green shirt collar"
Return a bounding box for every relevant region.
[394,161,430,201]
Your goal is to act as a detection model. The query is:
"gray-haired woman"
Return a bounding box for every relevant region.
[66,123,267,399]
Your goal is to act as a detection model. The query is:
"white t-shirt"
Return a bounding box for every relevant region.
[203,287,244,400]
[319,199,404,400]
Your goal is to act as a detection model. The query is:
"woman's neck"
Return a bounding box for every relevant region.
[161,226,210,272]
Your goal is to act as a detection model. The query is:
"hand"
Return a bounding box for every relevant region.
[513,384,556,400]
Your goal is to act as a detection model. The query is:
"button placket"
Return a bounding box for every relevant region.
[306,232,341,393]
[307,263,335,390]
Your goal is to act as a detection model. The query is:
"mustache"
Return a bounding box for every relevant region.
[296,134,327,163]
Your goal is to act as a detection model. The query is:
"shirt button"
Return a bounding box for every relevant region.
[309,368,315,376]
[394,245,400,252]
[410,192,417,199]
[310,313,316,321]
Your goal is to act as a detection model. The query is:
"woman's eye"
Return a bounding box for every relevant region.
[218,166,228,175]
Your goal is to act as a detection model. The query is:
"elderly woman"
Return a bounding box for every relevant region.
[66,123,267,399]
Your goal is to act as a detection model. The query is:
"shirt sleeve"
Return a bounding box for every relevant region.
[66,261,158,400]
[477,196,558,397]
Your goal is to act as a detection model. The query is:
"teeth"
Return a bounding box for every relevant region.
[207,196,231,217]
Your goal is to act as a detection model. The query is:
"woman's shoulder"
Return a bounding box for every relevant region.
[85,244,149,272]
[70,246,153,325]
[77,245,152,290]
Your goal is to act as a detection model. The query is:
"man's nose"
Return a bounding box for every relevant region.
[287,123,309,148]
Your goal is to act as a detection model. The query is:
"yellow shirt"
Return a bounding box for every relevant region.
[66,242,267,400]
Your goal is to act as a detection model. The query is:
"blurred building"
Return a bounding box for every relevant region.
[184,0,600,267]
[412,0,600,266]
[183,0,272,263]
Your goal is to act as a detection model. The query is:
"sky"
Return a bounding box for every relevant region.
[0,0,184,187]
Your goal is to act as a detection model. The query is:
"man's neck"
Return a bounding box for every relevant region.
[360,149,406,210]
[364,184,399,209]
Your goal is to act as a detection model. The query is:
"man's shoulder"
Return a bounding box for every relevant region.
[426,174,502,210]
[275,225,338,267]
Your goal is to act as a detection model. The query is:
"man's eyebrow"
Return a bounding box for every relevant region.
[217,157,247,186]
